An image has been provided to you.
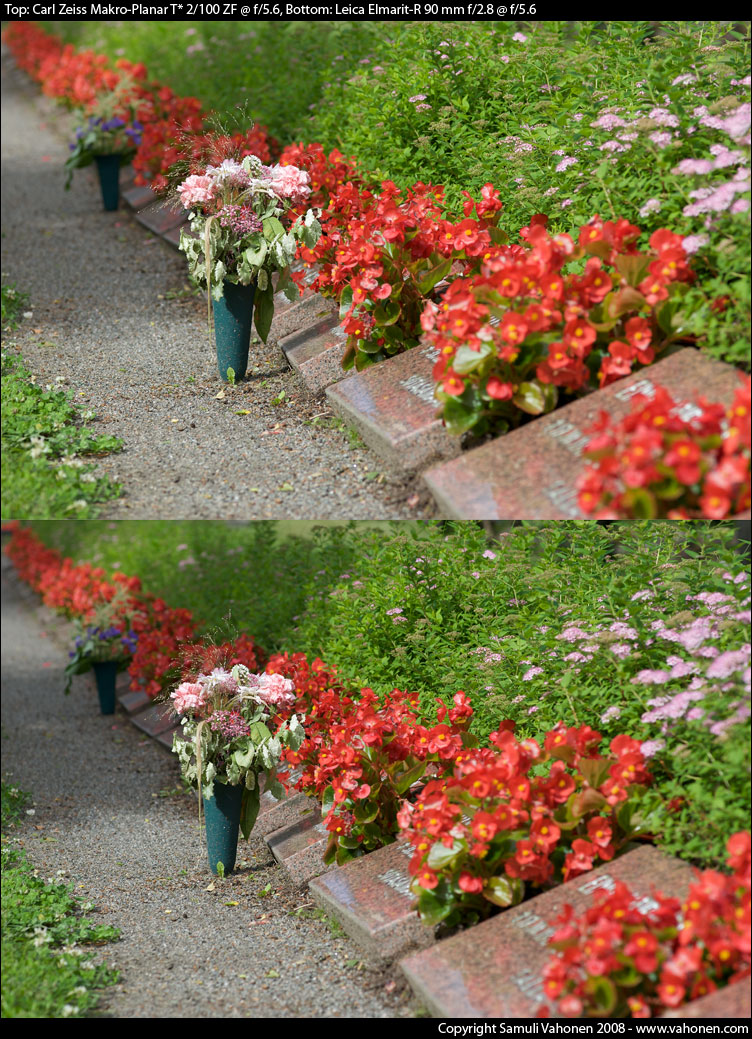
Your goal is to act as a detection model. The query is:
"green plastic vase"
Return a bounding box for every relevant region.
[213,281,257,382]
[94,154,122,212]
[203,783,244,875]
[92,660,118,715]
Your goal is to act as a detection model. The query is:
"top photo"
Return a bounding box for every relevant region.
[1,17,750,521]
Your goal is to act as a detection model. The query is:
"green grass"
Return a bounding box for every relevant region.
[1,782,120,1019]
[1,346,124,520]
[2,282,29,332]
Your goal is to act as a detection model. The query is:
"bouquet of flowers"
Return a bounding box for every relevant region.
[175,152,322,342]
[170,664,305,839]
[64,77,144,189]
[64,594,138,695]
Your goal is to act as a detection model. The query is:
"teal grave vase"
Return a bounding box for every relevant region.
[94,153,122,212]
[203,783,244,875]
[92,660,118,715]
[213,281,257,382]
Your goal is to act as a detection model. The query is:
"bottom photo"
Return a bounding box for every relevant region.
[1,519,750,1021]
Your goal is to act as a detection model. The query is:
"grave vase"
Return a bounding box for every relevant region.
[92,660,118,715]
[213,281,256,382]
[94,153,122,212]
[203,782,244,875]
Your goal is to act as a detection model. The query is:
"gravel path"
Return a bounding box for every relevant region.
[0,49,429,520]
[1,555,417,1018]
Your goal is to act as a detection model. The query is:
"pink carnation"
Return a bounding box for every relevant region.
[178,174,215,208]
[256,672,296,708]
[267,164,311,204]
[171,681,208,715]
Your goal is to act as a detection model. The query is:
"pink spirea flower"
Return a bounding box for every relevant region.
[178,174,215,208]
[523,666,544,681]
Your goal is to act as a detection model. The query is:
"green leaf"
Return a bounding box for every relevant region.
[583,975,618,1014]
[253,281,275,344]
[512,380,557,415]
[263,216,285,241]
[243,240,268,268]
[452,342,493,375]
[321,785,336,817]
[372,301,401,326]
[426,840,462,870]
[441,396,481,436]
[338,285,353,319]
[482,875,524,908]
[416,884,455,926]
[353,799,379,824]
[240,784,260,840]
[417,256,453,295]
[395,761,427,796]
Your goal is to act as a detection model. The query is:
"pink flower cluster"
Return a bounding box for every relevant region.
[255,672,296,708]
[171,681,209,714]
[267,163,311,204]
[178,173,215,208]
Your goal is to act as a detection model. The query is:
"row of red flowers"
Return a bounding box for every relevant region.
[578,375,751,519]
[3,522,750,1017]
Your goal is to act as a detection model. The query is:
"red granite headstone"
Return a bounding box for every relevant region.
[134,201,188,236]
[122,184,157,211]
[280,316,348,393]
[309,838,433,963]
[325,345,462,471]
[271,292,337,343]
[266,808,334,887]
[130,702,176,737]
[423,349,744,519]
[156,725,180,751]
[253,768,317,839]
[118,689,151,715]
[399,844,695,1018]
[161,222,189,249]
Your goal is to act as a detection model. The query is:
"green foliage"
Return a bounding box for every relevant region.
[1,783,119,1018]
[1,349,123,519]
[1,282,29,332]
[45,19,384,144]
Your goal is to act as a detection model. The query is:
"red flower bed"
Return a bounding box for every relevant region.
[399,721,657,928]
[578,376,751,519]
[539,831,751,1017]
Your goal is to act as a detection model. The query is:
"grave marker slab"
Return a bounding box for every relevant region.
[161,222,190,249]
[254,787,317,839]
[156,725,180,751]
[280,316,347,393]
[399,844,694,1018]
[122,184,157,211]
[326,345,461,471]
[130,702,176,737]
[309,838,432,963]
[423,349,743,519]
[134,201,188,236]
[118,689,151,715]
[266,808,334,887]
[271,292,337,342]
